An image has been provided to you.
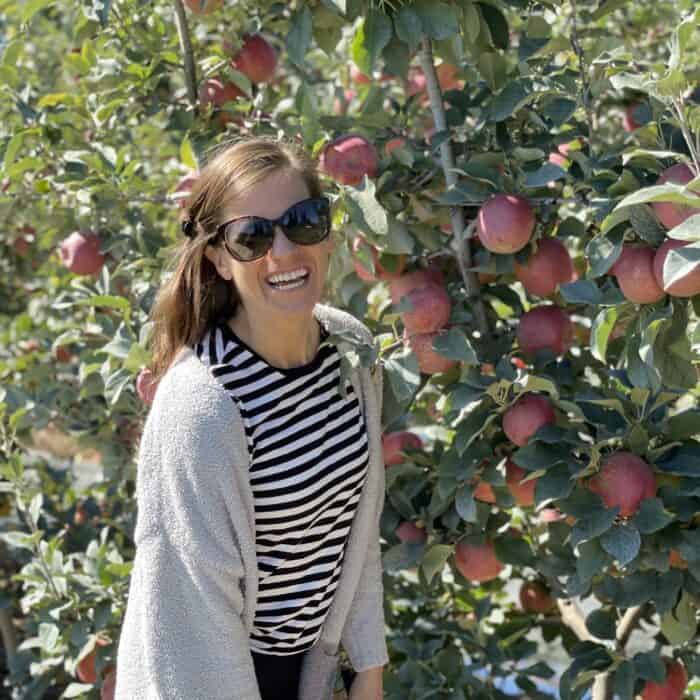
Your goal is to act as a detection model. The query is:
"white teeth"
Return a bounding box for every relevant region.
[267,268,308,284]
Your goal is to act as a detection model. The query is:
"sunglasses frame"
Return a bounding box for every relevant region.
[215,196,332,262]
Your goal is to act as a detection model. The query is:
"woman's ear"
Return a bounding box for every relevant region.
[204,243,233,281]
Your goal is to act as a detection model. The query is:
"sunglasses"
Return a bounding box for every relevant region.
[216,197,331,262]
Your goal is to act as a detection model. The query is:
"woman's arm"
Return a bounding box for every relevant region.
[115,368,261,700]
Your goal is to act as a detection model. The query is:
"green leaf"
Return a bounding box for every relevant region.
[455,485,478,522]
[489,81,533,122]
[629,205,666,246]
[631,498,674,534]
[666,213,700,241]
[615,183,700,211]
[422,544,453,584]
[413,0,460,40]
[590,307,617,363]
[73,295,131,313]
[614,660,637,700]
[351,10,392,75]
[287,7,313,67]
[576,539,609,582]
[663,242,700,289]
[476,3,509,50]
[661,591,697,644]
[560,280,602,305]
[585,609,616,640]
[586,228,624,278]
[493,534,534,567]
[477,51,507,92]
[385,347,421,403]
[600,524,641,566]
[431,328,477,363]
[62,684,95,698]
[534,464,575,503]
[667,410,700,441]
[512,443,570,471]
[393,7,422,51]
[570,507,619,547]
[180,136,197,171]
[20,0,54,23]
[383,542,424,572]
[344,178,388,235]
[0,530,42,550]
[524,163,566,188]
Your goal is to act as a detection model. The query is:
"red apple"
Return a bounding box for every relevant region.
[184,0,222,13]
[390,266,445,305]
[395,521,428,544]
[405,66,427,97]
[653,238,700,297]
[640,658,688,700]
[455,539,503,582]
[435,63,461,91]
[76,636,110,684]
[319,135,378,187]
[403,329,458,375]
[610,244,665,304]
[101,667,117,700]
[400,284,451,334]
[623,101,647,132]
[473,480,496,504]
[382,431,422,466]
[385,137,407,156]
[548,152,569,168]
[333,88,356,115]
[198,78,245,109]
[587,451,656,517]
[173,171,198,212]
[54,346,73,363]
[351,235,405,282]
[514,238,575,297]
[517,306,573,356]
[503,394,556,447]
[350,63,371,85]
[652,163,700,230]
[519,580,554,613]
[228,34,277,84]
[669,549,687,570]
[136,368,159,405]
[58,231,105,276]
[506,460,537,507]
[477,194,535,254]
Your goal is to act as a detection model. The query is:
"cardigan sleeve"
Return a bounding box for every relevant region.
[339,363,389,672]
[114,366,261,700]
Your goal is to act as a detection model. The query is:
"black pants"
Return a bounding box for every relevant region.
[251,649,307,700]
[251,648,356,699]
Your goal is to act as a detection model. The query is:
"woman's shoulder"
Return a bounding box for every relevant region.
[150,347,235,430]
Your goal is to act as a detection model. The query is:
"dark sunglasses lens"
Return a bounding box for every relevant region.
[224,218,274,261]
[283,199,330,245]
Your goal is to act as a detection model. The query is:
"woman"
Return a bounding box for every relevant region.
[114,137,388,700]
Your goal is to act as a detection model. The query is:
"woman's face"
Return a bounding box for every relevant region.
[205,169,334,321]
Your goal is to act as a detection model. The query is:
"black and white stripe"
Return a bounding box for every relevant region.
[193,319,369,656]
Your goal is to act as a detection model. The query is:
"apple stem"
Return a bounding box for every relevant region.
[417,37,490,339]
[173,0,200,120]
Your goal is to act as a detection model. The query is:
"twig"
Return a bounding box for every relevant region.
[671,98,700,176]
[570,0,595,154]
[417,36,489,338]
[0,606,17,674]
[616,604,645,649]
[172,0,199,116]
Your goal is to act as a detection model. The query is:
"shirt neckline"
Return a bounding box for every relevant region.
[217,319,331,379]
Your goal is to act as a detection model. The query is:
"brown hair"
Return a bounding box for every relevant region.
[147,136,326,385]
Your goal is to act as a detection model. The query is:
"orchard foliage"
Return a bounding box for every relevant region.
[1,1,700,699]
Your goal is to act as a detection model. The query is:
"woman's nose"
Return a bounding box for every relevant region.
[269,225,297,257]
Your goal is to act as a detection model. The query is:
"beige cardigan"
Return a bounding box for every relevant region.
[114,304,389,700]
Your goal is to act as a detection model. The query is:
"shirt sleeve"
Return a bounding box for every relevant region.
[115,366,261,700]
[339,364,389,673]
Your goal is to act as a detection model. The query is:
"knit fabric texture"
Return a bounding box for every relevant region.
[114,304,388,700]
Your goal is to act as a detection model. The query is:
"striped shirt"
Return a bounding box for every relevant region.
[193,318,370,656]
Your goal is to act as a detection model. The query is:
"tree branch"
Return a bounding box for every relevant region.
[569,0,595,153]
[417,36,490,338]
[173,0,199,116]
[617,604,645,650]
[0,606,18,674]
[556,598,594,642]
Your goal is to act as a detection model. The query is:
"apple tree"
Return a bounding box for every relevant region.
[1,1,700,699]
